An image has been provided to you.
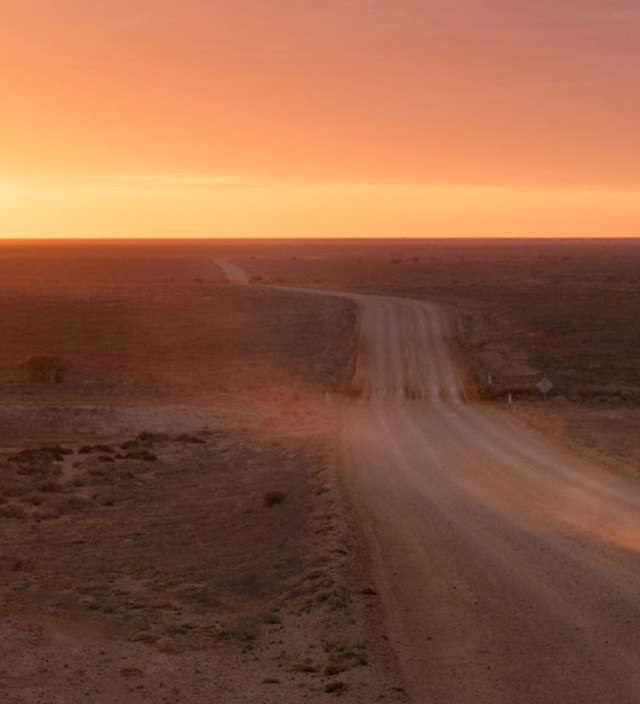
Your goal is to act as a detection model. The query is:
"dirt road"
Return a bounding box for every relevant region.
[216,258,250,284]
[216,261,640,703]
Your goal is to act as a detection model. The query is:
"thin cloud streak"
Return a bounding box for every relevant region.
[1,173,262,193]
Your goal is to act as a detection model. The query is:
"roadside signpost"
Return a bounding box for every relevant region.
[537,377,554,400]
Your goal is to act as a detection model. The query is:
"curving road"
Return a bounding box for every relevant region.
[216,260,640,703]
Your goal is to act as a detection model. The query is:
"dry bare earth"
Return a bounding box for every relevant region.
[0,244,406,704]
[229,250,640,703]
[6,239,640,703]
[1,418,402,703]
[0,246,354,405]
[234,238,640,479]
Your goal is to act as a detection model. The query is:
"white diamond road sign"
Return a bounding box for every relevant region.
[537,377,554,396]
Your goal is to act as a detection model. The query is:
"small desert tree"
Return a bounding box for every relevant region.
[19,355,71,383]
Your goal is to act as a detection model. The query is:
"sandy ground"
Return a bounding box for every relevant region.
[339,295,640,703]
[226,260,640,703]
[0,399,406,703]
[234,239,640,481]
[5,240,640,703]
[0,245,406,703]
[231,238,640,402]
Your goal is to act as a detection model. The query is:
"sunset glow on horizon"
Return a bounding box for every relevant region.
[2,1,639,238]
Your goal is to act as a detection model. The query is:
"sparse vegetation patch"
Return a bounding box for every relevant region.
[263,490,286,507]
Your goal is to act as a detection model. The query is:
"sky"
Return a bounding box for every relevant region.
[1,0,639,238]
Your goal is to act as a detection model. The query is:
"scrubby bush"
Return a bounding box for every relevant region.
[0,503,27,519]
[19,355,71,383]
[325,681,348,695]
[263,490,286,507]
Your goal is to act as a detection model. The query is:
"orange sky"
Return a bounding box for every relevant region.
[2,0,639,238]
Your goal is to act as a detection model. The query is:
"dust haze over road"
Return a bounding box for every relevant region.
[216,259,640,703]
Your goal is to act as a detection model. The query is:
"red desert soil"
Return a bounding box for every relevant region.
[229,244,640,703]
[233,238,640,478]
[5,239,640,703]
[0,243,406,704]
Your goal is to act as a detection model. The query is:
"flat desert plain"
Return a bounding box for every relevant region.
[0,241,403,704]
[234,238,640,479]
[2,238,640,703]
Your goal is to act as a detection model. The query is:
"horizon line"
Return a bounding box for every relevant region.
[2,235,640,243]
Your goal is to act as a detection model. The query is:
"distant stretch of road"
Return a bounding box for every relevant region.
[216,259,640,704]
[215,258,250,285]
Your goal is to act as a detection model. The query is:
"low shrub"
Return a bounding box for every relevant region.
[263,491,286,507]
[19,356,71,383]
